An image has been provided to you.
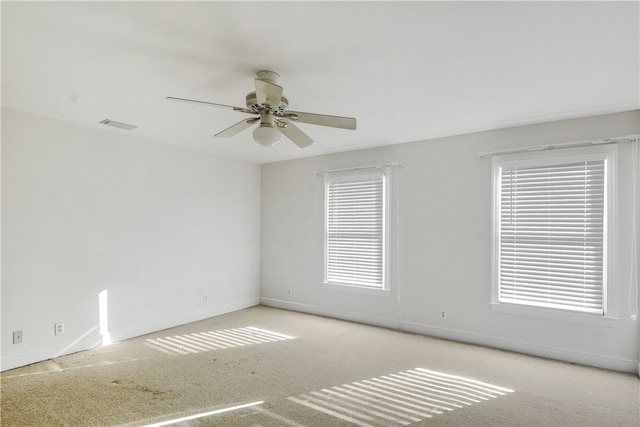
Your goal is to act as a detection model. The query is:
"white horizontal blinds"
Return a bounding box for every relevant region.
[326,172,385,288]
[498,159,606,314]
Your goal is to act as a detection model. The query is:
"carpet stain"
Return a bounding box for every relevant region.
[110,379,177,400]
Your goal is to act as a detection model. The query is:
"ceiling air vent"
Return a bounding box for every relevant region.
[99,119,137,131]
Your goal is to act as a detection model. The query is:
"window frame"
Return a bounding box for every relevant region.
[323,167,391,294]
[490,144,618,325]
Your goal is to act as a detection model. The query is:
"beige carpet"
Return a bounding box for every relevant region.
[1,306,638,426]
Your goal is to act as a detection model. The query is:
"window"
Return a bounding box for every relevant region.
[491,145,616,316]
[324,168,389,290]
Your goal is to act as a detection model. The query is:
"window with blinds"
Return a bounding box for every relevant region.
[325,169,387,289]
[493,148,613,315]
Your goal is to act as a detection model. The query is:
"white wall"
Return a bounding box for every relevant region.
[261,110,640,373]
[1,108,261,370]
[3,108,638,373]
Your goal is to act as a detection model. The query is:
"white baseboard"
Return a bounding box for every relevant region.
[109,297,260,344]
[260,298,639,374]
[399,319,638,374]
[260,298,402,330]
[1,298,260,372]
[1,331,104,372]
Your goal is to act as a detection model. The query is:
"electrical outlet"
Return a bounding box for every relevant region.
[54,322,64,335]
[13,330,23,344]
[441,311,447,319]
[287,289,292,295]
[203,296,208,304]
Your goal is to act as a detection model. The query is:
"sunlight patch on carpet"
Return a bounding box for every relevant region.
[140,400,264,427]
[288,368,514,426]
[144,326,295,355]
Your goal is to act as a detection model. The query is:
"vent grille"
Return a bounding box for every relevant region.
[99,119,137,131]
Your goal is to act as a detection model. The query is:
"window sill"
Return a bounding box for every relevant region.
[323,282,391,296]
[490,302,619,328]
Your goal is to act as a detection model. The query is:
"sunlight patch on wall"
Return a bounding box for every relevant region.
[288,368,514,426]
[99,290,111,346]
[144,327,294,355]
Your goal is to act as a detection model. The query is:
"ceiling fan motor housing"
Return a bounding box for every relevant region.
[246,92,289,115]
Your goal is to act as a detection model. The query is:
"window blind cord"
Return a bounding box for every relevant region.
[630,138,639,321]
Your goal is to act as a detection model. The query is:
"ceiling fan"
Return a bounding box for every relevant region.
[167,70,356,148]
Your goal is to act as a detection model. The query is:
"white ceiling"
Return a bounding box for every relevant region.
[2,1,638,164]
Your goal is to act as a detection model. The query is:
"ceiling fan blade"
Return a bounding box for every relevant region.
[166,96,252,113]
[284,110,356,130]
[278,120,315,148]
[255,79,283,109]
[215,117,259,138]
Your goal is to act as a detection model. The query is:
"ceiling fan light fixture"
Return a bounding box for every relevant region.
[253,123,280,146]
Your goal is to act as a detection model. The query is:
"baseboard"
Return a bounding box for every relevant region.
[260,298,639,374]
[260,298,402,330]
[109,297,260,344]
[1,298,260,372]
[399,320,638,374]
[1,330,104,372]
